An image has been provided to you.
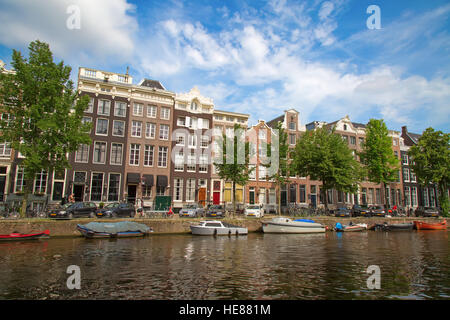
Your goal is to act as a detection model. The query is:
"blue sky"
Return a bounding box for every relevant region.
[0,0,449,133]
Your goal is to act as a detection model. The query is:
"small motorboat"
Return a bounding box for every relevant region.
[261,217,326,233]
[334,222,367,232]
[413,220,447,230]
[370,222,414,231]
[0,230,50,241]
[77,221,153,239]
[190,220,248,236]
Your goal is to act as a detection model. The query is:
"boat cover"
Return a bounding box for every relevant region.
[294,219,316,223]
[335,222,343,230]
[81,221,151,234]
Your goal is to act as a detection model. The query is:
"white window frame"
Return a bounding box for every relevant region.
[97,99,110,116]
[129,144,140,166]
[133,103,144,116]
[110,143,123,165]
[112,120,125,137]
[95,118,109,136]
[114,101,127,117]
[93,141,107,164]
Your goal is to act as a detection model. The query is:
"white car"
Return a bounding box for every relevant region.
[244,204,264,218]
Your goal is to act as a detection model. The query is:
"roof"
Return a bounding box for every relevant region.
[266,115,284,128]
[139,79,165,90]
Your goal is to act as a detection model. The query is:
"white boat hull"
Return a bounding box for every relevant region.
[190,225,248,236]
[262,219,326,234]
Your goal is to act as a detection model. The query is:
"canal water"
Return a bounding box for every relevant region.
[0,231,449,300]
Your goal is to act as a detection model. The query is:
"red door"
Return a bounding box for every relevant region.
[213,192,220,205]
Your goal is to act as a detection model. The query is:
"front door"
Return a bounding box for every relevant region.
[0,176,5,202]
[198,187,206,207]
[311,195,317,208]
[213,192,220,205]
[127,185,137,204]
[73,184,84,202]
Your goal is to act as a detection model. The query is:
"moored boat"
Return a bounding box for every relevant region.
[190,220,248,235]
[413,220,447,230]
[0,230,50,241]
[77,221,153,239]
[261,217,326,234]
[370,222,414,231]
[334,222,367,232]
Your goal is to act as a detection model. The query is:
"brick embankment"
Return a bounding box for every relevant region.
[0,215,447,237]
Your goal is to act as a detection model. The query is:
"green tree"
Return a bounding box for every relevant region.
[0,40,92,217]
[214,123,254,216]
[291,126,362,210]
[359,119,400,208]
[408,128,450,216]
[266,121,290,215]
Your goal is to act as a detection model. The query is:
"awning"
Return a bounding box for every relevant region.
[143,174,154,187]
[156,175,168,187]
[127,173,140,184]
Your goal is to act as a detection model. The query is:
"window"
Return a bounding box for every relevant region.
[131,121,142,137]
[423,188,429,207]
[411,187,418,206]
[393,138,398,146]
[93,142,107,164]
[129,144,140,166]
[289,122,296,130]
[82,116,92,126]
[361,188,367,205]
[410,170,416,183]
[110,143,123,165]
[359,137,364,146]
[299,185,306,203]
[191,102,198,111]
[174,178,183,201]
[199,155,208,173]
[350,136,356,145]
[343,124,347,130]
[0,143,12,157]
[85,69,96,78]
[112,120,125,136]
[144,145,154,167]
[159,124,169,140]
[158,146,168,167]
[34,170,48,194]
[342,135,348,143]
[75,144,89,163]
[259,129,266,140]
[249,165,256,180]
[403,168,410,182]
[176,133,185,146]
[15,166,25,192]
[404,187,410,206]
[96,119,108,135]
[188,134,197,148]
[289,134,296,145]
[133,103,143,116]
[145,123,156,139]
[90,173,104,201]
[402,154,408,165]
[259,165,266,181]
[97,100,110,116]
[160,107,170,120]
[177,117,186,126]
[86,97,94,113]
[147,105,157,118]
[108,174,120,202]
[202,119,210,129]
[174,150,184,171]
[114,101,126,117]
[201,135,209,148]
[187,151,196,171]
[186,178,196,201]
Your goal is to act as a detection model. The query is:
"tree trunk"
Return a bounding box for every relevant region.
[438,182,449,217]
[20,179,33,218]
[277,184,281,216]
[232,181,236,218]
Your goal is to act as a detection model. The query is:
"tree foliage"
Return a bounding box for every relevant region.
[291,126,362,209]
[408,127,450,216]
[213,123,254,215]
[359,119,399,206]
[0,40,92,216]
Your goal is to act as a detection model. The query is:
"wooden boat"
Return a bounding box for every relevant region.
[262,217,326,234]
[190,220,248,236]
[77,221,153,239]
[413,220,447,230]
[335,222,367,232]
[0,230,50,241]
[370,223,414,231]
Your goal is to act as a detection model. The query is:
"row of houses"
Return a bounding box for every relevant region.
[0,62,443,213]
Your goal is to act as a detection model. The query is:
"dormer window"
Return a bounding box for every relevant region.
[191,102,198,111]
[343,124,347,130]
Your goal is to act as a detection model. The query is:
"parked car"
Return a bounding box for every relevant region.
[414,206,440,217]
[206,205,225,218]
[96,202,135,218]
[351,204,370,217]
[334,207,351,217]
[48,202,97,219]
[179,204,205,218]
[369,205,386,217]
[244,204,264,218]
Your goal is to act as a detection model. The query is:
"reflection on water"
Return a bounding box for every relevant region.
[0,231,448,300]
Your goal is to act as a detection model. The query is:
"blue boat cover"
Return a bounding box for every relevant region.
[335,222,343,230]
[80,221,151,234]
[294,219,316,223]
